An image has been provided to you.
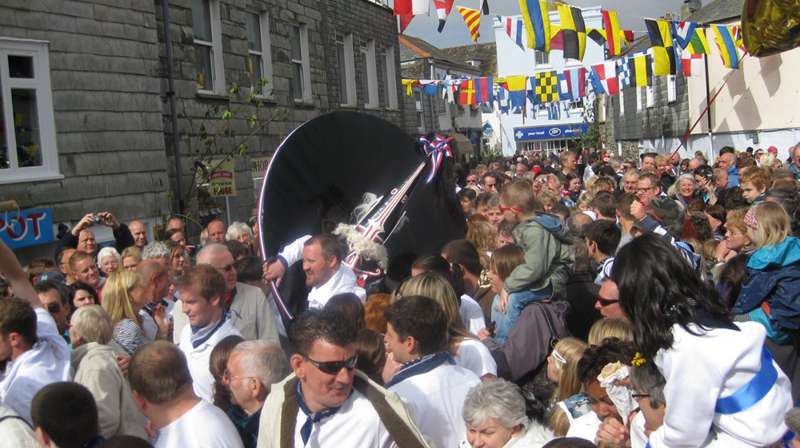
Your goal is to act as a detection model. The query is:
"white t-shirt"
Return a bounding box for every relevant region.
[454,338,497,378]
[459,294,486,335]
[0,308,71,423]
[155,400,243,448]
[178,318,241,402]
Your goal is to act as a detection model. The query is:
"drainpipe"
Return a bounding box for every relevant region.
[162,0,184,213]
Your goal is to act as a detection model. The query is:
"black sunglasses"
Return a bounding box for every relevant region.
[306,355,358,375]
[595,295,619,307]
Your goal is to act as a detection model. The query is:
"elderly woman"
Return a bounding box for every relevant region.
[69,305,148,439]
[461,379,553,448]
[97,247,121,277]
[668,174,698,208]
[226,221,254,249]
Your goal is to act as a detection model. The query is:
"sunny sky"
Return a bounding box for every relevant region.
[398,0,693,48]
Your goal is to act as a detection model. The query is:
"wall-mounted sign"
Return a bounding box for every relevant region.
[0,207,55,250]
[514,123,590,141]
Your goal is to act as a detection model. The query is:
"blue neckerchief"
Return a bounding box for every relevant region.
[227,405,261,448]
[295,381,341,446]
[190,313,227,349]
[385,351,455,388]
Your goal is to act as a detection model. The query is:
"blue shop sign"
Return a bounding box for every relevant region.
[514,123,590,141]
[0,207,55,250]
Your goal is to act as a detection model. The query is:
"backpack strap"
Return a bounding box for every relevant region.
[352,376,428,448]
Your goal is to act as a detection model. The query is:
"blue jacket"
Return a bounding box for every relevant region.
[733,236,800,341]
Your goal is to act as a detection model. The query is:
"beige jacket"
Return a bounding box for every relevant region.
[257,371,430,448]
[71,342,149,440]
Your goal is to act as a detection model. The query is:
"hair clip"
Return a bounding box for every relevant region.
[631,352,646,367]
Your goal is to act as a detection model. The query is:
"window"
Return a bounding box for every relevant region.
[384,47,398,109]
[245,12,273,96]
[0,39,60,183]
[192,0,225,93]
[636,87,643,112]
[618,88,625,116]
[535,50,549,66]
[337,34,356,107]
[416,91,424,131]
[362,40,379,109]
[646,84,655,108]
[289,24,311,102]
[597,94,606,123]
[667,74,677,103]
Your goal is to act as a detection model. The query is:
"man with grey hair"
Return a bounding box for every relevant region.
[128,220,148,249]
[225,341,289,448]
[172,243,280,344]
[141,240,170,266]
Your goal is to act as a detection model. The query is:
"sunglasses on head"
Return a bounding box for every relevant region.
[595,295,619,307]
[306,355,358,375]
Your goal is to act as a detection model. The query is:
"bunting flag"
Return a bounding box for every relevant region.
[458,79,476,105]
[673,21,710,55]
[482,0,490,14]
[419,80,439,96]
[712,24,742,69]
[434,0,454,33]
[591,61,619,95]
[504,17,526,50]
[547,102,561,120]
[496,87,510,114]
[394,0,430,16]
[474,76,494,104]
[558,4,587,61]
[399,14,414,34]
[587,28,606,47]
[629,53,653,87]
[498,75,528,112]
[530,71,559,104]
[681,52,704,77]
[458,7,481,42]
[603,10,623,56]
[623,30,635,45]
[402,79,418,96]
[558,67,587,100]
[519,0,551,52]
[616,57,632,88]
[645,19,677,76]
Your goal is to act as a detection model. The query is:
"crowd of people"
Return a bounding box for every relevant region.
[1,142,799,448]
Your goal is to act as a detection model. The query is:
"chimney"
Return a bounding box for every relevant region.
[681,0,702,19]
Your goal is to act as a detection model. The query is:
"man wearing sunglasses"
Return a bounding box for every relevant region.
[34,280,71,343]
[384,296,480,448]
[258,309,428,448]
[594,279,627,321]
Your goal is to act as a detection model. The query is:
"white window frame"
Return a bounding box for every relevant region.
[415,91,424,132]
[362,40,379,109]
[636,86,643,112]
[290,24,312,102]
[338,34,356,107]
[667,74,676,103]
[246,11,273,98]
[597,94,606,123]
[619,88,625,116]
[646,84,655,108]
[0,38,61,184]
[384,46,398,110]
[193,0,225,94]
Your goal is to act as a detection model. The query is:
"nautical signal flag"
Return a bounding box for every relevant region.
[519,0,551,52]
[505,17,526,50]
[458,7,481,42]
[558,67,587,101]
[558,4,587,61]
[712,24,743,69]
[616,57,632,89]
[530,71,560,104]
[458,79,476,105]
[629,53,653,87]
[681,52,704,77]
[474,76,494,104]
[394,0,430,16]
[481,0,490,15]
[590,61,619,95]
[645,19,677,76]
[673,21,710,55]
[434,0,454,33]
[603,10,623,56]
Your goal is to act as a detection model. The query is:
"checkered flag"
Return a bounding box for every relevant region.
[534,71,559,104]
[617,57,632,89]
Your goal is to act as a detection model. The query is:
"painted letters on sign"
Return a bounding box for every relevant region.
[0,208,55,250]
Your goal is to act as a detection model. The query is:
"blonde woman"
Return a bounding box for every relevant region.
[734,202,800,401]
[587,318,634,346]
[546,338,590,436]
[102,271,148,356]
[398,271,497,380]
[120,246,141,272]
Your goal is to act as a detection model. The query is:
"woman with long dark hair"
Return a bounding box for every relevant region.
[611,234,792,447]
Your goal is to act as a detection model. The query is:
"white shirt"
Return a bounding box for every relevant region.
[565,410,601,442]
[454,338,497,378]
[389,363,480,448]
[459,294,486,335]
[177,318,241,403]
[140,309,158,342]
[593,257,614,285]
[650,322,792,448]
[155,400,243,448]
[307,264,366,310]
[0,308,71,423]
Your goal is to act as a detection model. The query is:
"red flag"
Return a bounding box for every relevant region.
[399,14,414,34]
[394,0,411,15]
[458,80,476,105]
[549,29,564,50]
[434,0,454,32]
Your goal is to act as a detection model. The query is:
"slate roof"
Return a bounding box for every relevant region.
[437,42,497,76]
[689,0,743,24]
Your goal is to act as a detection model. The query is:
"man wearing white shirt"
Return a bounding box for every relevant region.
[257,309,429,448]
[0,240,71,424]
[263,234,365,310]
[175,265,241,402]
[129,340,243,448]
[384,295,480,448]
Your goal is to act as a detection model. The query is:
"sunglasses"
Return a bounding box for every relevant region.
[595,295,619,307]
[306,355,358,375]
[46,302,62,314]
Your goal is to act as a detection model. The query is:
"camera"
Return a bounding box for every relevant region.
[92,214,103,224]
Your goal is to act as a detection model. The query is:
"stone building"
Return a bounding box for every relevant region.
[0,0,404,261]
